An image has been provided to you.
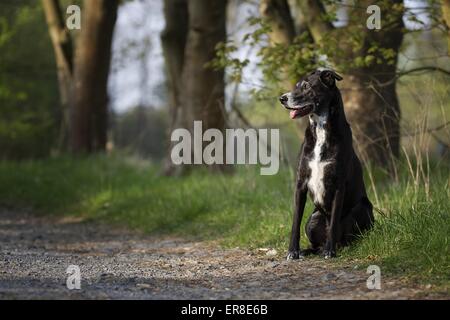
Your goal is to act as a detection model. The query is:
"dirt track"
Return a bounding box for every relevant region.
[0,209,444,300]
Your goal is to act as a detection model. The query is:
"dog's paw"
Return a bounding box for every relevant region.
[286,250,303,260]
[323,250,336,259]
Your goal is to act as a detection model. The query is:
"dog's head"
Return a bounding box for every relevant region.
[279,68,343,119]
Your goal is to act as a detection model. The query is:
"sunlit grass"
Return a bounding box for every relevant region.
[0,154,448,286]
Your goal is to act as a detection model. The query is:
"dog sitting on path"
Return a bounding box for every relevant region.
[279,68,374,259]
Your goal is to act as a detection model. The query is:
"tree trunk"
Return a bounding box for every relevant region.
[442,0,450,53]
[182,0,227,131]
[260,0,296,46]
[71,0,119,153]
[340,70,401,172]
[340,0,404,173]
[42,0,74,149]
[296,0,333,43]
[165,0,228,174]
[161,0,188,175]
[260,0,296,89]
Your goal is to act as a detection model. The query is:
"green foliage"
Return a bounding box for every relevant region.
[211,18,321,94]
[208,41,249,83]
[0,155,448,286]
[212,0,443,96]
[0,1,59,159]
[258,32,319,85]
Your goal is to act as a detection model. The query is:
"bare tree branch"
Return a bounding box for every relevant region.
[372,66,450,87]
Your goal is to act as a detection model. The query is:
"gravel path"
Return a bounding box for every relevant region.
[0,209,444,300]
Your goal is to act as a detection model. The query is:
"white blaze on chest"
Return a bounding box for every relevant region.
[307,115,331,206]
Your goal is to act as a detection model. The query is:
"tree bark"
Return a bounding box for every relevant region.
[164,0,228,174]
[260,0,296,46]
[340,1,403,173]
[161,0,188,175]
[288,0,314,36]
[296,0,333,42]
[71,0,119,153]
[182,0,227,128]
[340,70,401,171]
[442,0,450,53]
[41,0,74,149]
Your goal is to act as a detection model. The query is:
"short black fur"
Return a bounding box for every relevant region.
[280,68,374,259]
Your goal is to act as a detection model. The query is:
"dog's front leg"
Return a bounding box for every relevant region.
[324,186,345,259]
[287,186,307,260]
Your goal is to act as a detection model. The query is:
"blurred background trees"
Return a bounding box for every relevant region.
[42,0,74,150]
[0,0,59,159]
[162,0,228,175]
[0,0,448,176]
[43,0,119,153]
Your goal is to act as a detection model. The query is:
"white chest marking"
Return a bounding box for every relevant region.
[307,115,331,206]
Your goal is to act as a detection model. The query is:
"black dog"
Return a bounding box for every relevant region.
[279,68,374,259]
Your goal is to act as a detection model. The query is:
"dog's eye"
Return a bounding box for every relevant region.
[302,82,310,90]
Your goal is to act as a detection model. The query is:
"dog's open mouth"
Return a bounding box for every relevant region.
[288,103,314,119]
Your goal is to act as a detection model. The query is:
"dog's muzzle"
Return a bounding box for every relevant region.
[287,103,314,119]
[279,94,314,119]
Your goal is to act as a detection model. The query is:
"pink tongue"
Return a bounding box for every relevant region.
[290,110,298,119]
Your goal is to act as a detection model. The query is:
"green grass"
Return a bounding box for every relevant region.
[0,155,448,287]
[342,168,450,286]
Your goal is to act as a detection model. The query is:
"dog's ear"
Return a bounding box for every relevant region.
[320,70,343,87]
